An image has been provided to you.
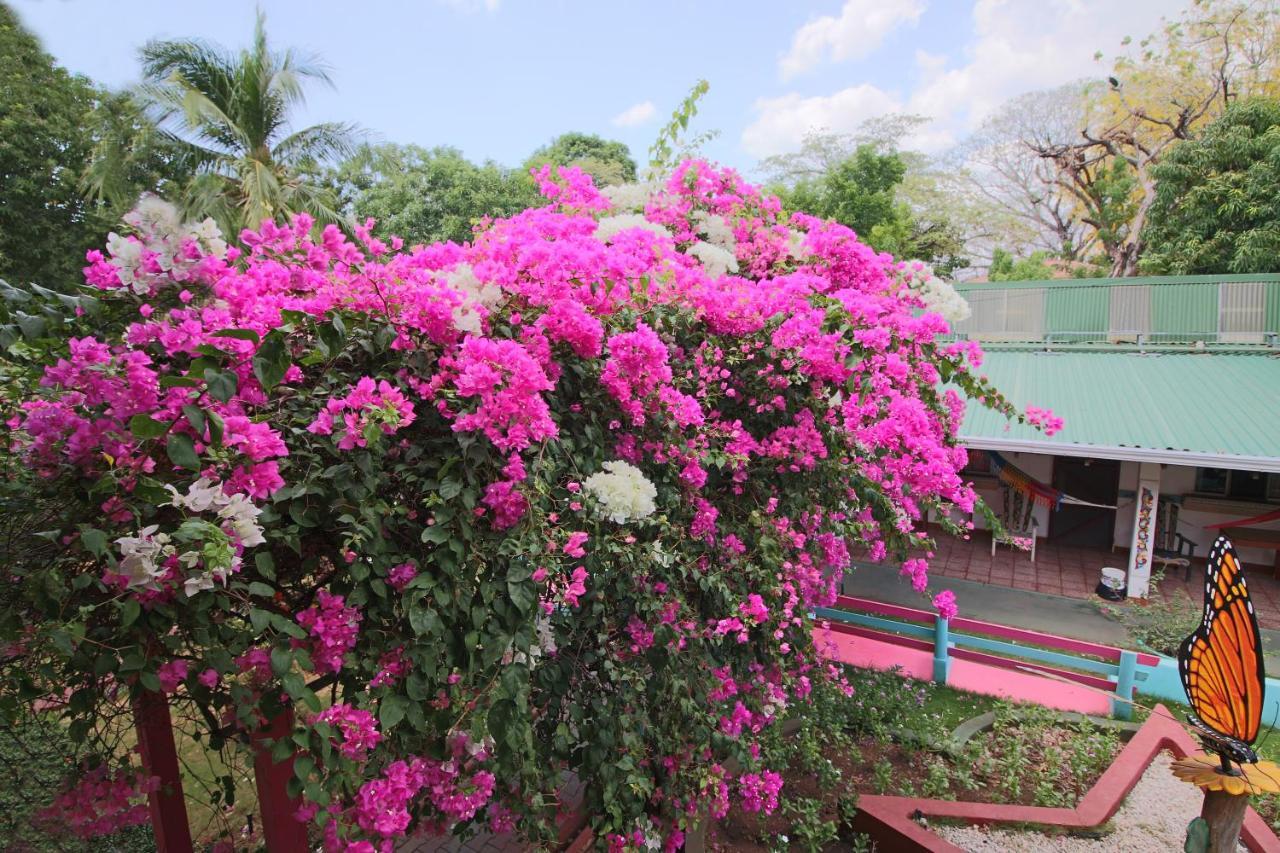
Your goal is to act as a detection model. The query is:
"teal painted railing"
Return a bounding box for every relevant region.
[818,595,1155,719]
[823,594,1280,725]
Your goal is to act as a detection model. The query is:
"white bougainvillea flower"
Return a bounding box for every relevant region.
[583,460,658,523]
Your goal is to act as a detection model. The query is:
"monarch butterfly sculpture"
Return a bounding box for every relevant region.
[1172,535,1280,851]
[1177,534,1265,774]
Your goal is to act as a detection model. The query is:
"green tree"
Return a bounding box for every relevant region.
[524,132,637,186]
[787,145,905,237]
[1142,98,1280,274]
[81,91,191,219]
[0,4,104,287]
[775,142,969,274]
[988,248,1056,281]
[329,144,542,245]
[110,11,358,235]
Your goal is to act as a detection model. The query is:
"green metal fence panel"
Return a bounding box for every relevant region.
[1045,286,1108,336]
[1267,281,1280,335]
[1151,281,1219,340]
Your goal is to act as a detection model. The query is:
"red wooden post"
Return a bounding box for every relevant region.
[132,689,194,853]
[252,708,308,852]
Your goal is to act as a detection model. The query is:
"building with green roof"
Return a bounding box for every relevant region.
[948,274,1280,598]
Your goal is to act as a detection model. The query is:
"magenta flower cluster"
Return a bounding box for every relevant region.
[315,703,383,762]
[307,376,416,450]
[37,765,158,839]
[295,590,362,674]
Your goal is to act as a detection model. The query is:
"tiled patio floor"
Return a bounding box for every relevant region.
[925,531,1280,630]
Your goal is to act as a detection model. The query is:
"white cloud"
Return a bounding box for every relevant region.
[741,84,903,158]
[748,0,1182,160]
[612,101,657,128]
[779,0,926,79]
[904,0,1178,136]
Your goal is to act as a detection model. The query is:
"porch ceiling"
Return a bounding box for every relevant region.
[957,350,1280,472]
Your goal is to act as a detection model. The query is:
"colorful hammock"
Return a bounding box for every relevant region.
[1205,506,1280,529]
[985,451,1117,511]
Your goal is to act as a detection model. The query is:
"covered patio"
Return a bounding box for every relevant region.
[921,528,1280,631]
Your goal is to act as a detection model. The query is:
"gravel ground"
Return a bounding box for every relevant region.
[935,752,1247,852]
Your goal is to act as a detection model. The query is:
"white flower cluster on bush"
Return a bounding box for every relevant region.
[600,181,661,212]
[593,213,672,243]
[687,241,739,278]
[113,478,266,595]
[583,460,657,523]
[692,210,735,253]
[896,260,971,323]
[106,196,227,294]
[446,263,503,335]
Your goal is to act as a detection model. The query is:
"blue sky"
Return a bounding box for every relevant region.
[13,0,1184,176]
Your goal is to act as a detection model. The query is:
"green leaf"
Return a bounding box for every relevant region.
[281,670,307,700]
[408,605,442,637]
[211,328,261,344]
[181,405,206,438]
[439,480,463,500]
[379,694,408,730]
[420,525,449,544]
[508,579,536,615]
[255,551,276,580]
[128,414,169,439]
[253,331,289,391]
[249,608,270,634]
[204,368,238,404]
[166,433,201,470]
[206,410,225,447]
[119,598,141,627]
[248,581,275,598]
[293,754,316,782]
[79,527,109,558]
[160,375,201,389]
[270,646,293,677]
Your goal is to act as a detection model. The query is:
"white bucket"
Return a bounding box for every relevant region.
[1100,567,1126,591]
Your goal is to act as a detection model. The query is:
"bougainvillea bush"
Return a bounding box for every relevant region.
[0,161,1045,850]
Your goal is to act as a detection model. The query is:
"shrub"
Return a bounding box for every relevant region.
[0,160,1043,849]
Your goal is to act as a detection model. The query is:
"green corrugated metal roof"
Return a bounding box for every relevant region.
[958,350,1280,471]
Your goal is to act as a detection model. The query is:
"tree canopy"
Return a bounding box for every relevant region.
[107,11,359,236]
[0,5,104,287]
[326,144,542,246]
[1143,98,1280,274]
[524,131,637,186]
[770,134,968,276]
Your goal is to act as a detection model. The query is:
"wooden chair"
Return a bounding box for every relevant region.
[992,486,1038,563]
[1152,499,1197,581]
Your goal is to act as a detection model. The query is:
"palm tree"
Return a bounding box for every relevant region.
[92,12,358,235]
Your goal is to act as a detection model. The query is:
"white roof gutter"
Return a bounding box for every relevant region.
[959,436,1280,474]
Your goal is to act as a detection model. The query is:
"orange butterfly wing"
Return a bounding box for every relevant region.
[1177,536,1265,747]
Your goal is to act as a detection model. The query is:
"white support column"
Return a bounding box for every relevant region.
[1126,462,1161,598]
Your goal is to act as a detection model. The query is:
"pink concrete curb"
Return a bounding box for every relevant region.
[851,704,1280,852]
[564,705,1280,852]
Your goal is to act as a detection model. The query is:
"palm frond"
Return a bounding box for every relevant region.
[274,123,362,168]
[280,179,346,229]
[239,159,284,229]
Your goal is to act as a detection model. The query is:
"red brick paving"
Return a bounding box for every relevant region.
[925,530,1280,630]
